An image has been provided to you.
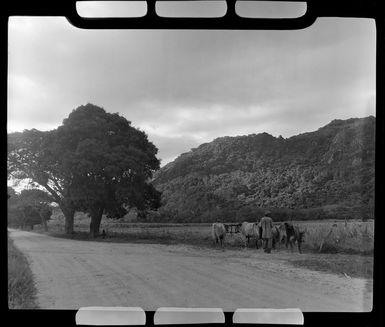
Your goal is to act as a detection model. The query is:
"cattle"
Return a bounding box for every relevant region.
[271,225,281,249]
[283,222,306,253]
[277,223,287,244]
[240,222,261,248]
[211,223,227,247]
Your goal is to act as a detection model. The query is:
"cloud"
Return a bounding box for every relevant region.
[147,133,201,166]
[7,16,376,165]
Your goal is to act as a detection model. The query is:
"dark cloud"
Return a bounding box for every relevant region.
[8,17,375,165]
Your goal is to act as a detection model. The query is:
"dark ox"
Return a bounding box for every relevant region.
[271,225,281,249]
[283,222,306,253]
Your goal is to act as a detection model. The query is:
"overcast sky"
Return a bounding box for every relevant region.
[8,3,376,166]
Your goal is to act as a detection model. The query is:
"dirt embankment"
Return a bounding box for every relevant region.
[9,229,372,311]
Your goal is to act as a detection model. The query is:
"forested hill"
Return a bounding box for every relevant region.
[152,116,375,222]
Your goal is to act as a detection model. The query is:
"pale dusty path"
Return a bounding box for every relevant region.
[9,229,372,311]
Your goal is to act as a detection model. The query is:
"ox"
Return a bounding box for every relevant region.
[277,223,287,245]
[271,225,281,249]
[283,222,306,253]
[211,223,227,247]
[240,222,261,248]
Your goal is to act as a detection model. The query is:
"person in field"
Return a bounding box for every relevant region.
[260,211,274,253]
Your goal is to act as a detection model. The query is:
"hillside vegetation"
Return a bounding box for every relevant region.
[153,117,375,223]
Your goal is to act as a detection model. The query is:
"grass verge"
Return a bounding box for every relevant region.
[288,254,373,279]
[8,236,38,309]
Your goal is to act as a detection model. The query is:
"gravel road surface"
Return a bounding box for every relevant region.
[9,229,372,311]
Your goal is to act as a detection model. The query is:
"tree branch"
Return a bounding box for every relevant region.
[50,176,64,196]
[41,183,62,204]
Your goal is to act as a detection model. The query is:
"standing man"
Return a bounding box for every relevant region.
[260,211,274,253]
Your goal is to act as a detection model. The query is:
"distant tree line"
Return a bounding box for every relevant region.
[144,203,373,223]
[8,187,53,230]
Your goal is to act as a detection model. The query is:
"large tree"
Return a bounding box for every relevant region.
[8,129,77,233]
[53,104,161,237]
[8,104,161,236]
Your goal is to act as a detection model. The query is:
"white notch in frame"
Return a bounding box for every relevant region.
[233,308,304,325]
[75,307,146,325]
[154,307,225,325]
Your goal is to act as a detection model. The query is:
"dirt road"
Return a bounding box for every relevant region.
[9,229,372,311]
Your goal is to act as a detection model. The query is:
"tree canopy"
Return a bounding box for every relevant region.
[8,128,77,233]
[54,104,161,236]
[8,103,161,237]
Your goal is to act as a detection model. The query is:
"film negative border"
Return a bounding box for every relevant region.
[2,1,384,327]
[3,0,382,30]
[74,307,306,325]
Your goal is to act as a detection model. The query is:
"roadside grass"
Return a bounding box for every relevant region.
[8,236,38,309]
[295,220,374,255]
[288,253,373,279]
[49,228,214,246]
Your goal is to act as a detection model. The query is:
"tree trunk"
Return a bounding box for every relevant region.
[41,217,48,232]
[89,207,104,238]
[61,205,75,234]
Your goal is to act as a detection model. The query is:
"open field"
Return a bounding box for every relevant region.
[8,235,37,309]
[42,211,374,255]
[293,220,374,255]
